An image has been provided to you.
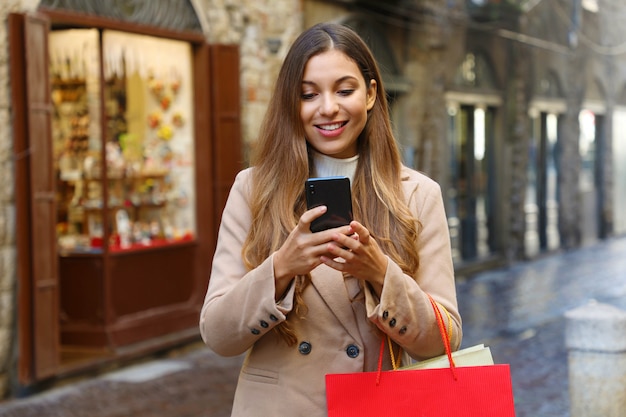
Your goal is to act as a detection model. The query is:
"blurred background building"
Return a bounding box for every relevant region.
[0,0,624,399]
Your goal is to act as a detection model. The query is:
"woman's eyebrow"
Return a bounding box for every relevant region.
[301,75,359,86]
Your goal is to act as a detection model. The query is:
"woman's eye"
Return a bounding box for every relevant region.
[338,89,354,96]
[301,93,316,100]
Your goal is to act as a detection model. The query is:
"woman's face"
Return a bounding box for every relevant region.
[300,49,377,159]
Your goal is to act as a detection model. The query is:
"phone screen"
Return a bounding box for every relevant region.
[305,176,353,232]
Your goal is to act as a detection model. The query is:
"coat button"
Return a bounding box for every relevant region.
[251,328,260,335]
[269,314,278,321]
[346,344,360,358]
[399,325,408,334]
[382,310,389,320]
[260,320,269,328]
[298,341,312,355]
[389,318,397,328]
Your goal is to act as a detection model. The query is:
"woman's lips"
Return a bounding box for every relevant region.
[315,121,348,137]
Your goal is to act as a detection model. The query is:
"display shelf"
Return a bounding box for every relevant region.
[56,169,193,254]
[109,233,194,254]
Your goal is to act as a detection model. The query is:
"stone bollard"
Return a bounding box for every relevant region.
[565,301,626,417]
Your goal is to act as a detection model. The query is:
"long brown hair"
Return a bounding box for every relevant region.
[242,22,419,345]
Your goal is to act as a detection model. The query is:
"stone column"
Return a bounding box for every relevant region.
[565,301,626,417]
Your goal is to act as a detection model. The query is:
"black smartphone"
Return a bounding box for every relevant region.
[305,176,353,233]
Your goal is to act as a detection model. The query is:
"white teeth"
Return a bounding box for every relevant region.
[318,122,343,131]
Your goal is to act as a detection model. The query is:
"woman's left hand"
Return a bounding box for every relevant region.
[321,220,388,296]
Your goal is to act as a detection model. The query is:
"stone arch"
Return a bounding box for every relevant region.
[38,0,203,32]
[535,69,564,99]
[452,49,499,91]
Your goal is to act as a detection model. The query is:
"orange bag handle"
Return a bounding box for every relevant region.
[427,294,458,380]
[376,293,457,385]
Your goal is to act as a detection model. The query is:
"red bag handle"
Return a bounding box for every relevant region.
[376,293,457,384]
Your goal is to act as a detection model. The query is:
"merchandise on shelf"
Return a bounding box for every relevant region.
[51,29,196,255]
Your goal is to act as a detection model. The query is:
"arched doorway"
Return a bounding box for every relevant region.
[445,51,502,263]
[526,69,565,257]
[579,79,606,246]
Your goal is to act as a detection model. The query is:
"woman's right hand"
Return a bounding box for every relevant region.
[273,206,353,285]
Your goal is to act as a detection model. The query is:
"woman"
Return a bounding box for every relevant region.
[200,22,462,416]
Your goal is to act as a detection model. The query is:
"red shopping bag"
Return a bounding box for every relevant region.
[325,295,517,416]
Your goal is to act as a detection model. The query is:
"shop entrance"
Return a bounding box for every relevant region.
[578,108,605,246]
[447,105,498,262]
[10,11,241,385]
[445,50,501,265]
[525,111,561,257]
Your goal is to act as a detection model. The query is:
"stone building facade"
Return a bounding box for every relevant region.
[0,0,625,398]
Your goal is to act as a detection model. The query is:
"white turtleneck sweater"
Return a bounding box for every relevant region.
[310,150,359,185]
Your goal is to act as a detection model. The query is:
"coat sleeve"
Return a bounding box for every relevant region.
[199,169,295,356]
[365,173,462,360]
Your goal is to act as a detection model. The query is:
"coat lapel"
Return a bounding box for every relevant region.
[310,264,362,342]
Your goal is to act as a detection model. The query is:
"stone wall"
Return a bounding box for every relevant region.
[196,0,303,163]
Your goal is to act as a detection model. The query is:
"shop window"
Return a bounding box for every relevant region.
[51,29,196,254]
[11,9,240,384]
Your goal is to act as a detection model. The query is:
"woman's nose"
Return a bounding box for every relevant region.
[319,93,339,116]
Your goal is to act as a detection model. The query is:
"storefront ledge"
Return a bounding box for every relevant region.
[27,328,202,397]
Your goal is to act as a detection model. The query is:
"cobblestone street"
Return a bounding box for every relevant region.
[1,236,625,417]
[457,236,626,417]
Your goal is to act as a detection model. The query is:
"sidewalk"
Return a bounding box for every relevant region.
[0,236,625,417]
[0,343,245,417]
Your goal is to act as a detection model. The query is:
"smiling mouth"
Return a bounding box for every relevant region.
[316,122,347,131]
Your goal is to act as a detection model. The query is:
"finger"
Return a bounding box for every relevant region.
[349,221,370,243]
[309,224,354,245]
[320,255,347,271]
[330,232,359,252]
[300,206,327,230]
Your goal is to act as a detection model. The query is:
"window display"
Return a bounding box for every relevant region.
[51,29,196,254]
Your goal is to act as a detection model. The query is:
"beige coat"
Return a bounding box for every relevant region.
[199,166,462,417]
